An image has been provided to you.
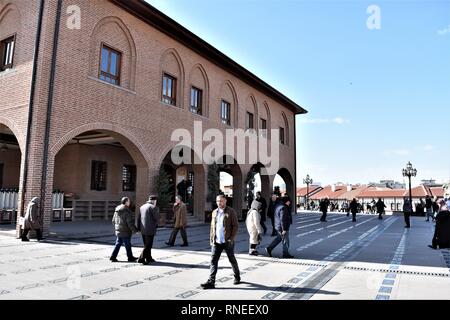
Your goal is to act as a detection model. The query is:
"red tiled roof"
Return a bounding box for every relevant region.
[429,187,444,198]
[310,185,347,200]
[296,186,322,197]
[336,186,369,200]
[359,187,406,199]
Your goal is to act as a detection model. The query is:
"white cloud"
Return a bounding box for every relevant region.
[437,25,450,35]
[299,117,350,125]
[424,145,433,151]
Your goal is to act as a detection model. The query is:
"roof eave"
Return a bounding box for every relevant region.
[109,0,308,115]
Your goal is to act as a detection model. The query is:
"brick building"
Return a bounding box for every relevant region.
[0,0,306,235]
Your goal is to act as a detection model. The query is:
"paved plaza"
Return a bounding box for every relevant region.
[0,212,449,300]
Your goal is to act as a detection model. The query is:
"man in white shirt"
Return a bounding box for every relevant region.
[201,195,240,289]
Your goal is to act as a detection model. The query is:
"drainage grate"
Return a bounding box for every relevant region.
[344,266,449,278]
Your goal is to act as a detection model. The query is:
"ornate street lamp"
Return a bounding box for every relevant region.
[303,174,313,210]
[402,161,417,208]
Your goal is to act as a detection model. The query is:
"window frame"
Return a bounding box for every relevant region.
[246,111,254,131]
[190,86,203,115]
[260,118,267,138]
[98,43,122,86]
[0,34,16,72]
[279,127,285,145]
[122,164,136,192]
[220,100,231,125]
[162,72,177,106]
[90,160,108,191]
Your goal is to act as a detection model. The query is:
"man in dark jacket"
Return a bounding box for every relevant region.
[429,200,450,249]
[376,198,387,220]
[21,197,43,241]
[403,198,413,228]
[137,195,160,264]
[110,197,139,262]
[349,198,359,222]
[319,197,330,222]
[255,191,267,235]
[201,195,240,289]
[265,196,294,259]
[267,193,279,236]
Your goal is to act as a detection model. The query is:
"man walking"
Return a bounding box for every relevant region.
[110,197,139,262]
[403,198,412,228]
[349,198,359,222]
[201,195,240,289]
[21,197,43,241]
[136,195,160,264]
[255,191,267,235]
[376,198,386,220]
[166,195,189,247]
[265,196,294,259]
[267,193,279,236]
[319,197,330,222]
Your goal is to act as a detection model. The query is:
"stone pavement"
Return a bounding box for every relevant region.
[0,212,449,300]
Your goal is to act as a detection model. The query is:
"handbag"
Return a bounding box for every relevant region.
[19,216,25,226]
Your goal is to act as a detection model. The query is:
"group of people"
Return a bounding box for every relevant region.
[317,197,387,223]
[110,194,190,265]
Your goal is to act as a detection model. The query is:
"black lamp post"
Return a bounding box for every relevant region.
[402,161,417,209]
[303,174,313,210]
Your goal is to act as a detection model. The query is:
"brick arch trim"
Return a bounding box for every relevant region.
[49,122,150,168]
[0,116,24,153]
[220,80,239,127]
[188,63,210,117]
[89,16,137,90]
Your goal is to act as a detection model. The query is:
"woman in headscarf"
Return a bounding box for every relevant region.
[21,197,43,241]
[246,200,264,256]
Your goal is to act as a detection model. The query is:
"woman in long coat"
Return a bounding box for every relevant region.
[246,200,264,255]
[21,197,43,241]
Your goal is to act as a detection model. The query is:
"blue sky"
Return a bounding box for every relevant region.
[146,0,450,187]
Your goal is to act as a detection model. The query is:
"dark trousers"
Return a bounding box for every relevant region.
[111,236,133,259]
[320,211,327,221]
[352,212,357,222]
[260,220,267,235]
[378,212,383,220]
[22,228,43,240]
[208,242,240,283]
[268,230,290,257]
[168,227,188,245]
[404,212,411,227]
[139,235,154,261]
[269,216,276,235]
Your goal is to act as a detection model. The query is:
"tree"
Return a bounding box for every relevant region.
[156,167,171,210]
[207,162,220,210]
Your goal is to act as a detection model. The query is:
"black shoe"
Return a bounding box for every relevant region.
[181,243,189,247]
[21,238,30,242]
[138,258,145,264]
[265,247,272,257]
[234,277,241,285]
[428,245,437,250]
[201,281,215,289]
[110,257,118,262]
[128,257,138,262]
[249,251,259,256]
[147,258,156,263]
[283,254,294,259]
[405,226,410,228]
[165,242,174,247]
